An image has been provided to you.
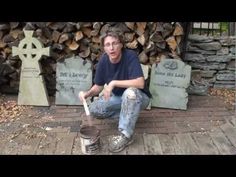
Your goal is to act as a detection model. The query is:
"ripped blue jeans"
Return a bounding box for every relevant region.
[89,87,150,138]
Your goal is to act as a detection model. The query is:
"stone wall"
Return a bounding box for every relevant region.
[184,34,235,89]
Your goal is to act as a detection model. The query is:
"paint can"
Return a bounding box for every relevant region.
[79,125,100,155]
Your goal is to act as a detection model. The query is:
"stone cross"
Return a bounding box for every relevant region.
[12,30,50,106]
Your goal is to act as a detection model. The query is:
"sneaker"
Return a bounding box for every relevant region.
[108,133,134,153]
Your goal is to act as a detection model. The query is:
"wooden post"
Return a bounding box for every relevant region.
[229,22,236,36]
[180,22,191,60]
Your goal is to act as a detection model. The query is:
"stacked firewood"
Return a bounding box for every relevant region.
[0,22,185,95]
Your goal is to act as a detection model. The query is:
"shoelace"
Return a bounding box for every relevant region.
[112,135,124,145]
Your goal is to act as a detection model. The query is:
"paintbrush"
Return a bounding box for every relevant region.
[82,99,92,126]
[82,99,90,116]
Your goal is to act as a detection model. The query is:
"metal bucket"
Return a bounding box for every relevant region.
[79,125,100,155]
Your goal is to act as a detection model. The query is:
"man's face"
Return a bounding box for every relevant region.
[103,36,123,63]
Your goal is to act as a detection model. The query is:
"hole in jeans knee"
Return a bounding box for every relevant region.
[126,89,136,100]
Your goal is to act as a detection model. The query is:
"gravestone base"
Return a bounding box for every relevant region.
[18,75,49,106]
[151,87,188,110]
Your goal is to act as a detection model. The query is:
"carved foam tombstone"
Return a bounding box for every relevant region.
[149,59,191,110]
[55,56,92,105]
[12,30,50,106]
[141,64,149,80]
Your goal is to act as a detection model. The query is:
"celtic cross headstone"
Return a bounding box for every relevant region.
[12,30,50,106]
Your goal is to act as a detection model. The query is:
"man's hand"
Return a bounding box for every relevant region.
[78,91,86,103]
[103,81,115,101]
